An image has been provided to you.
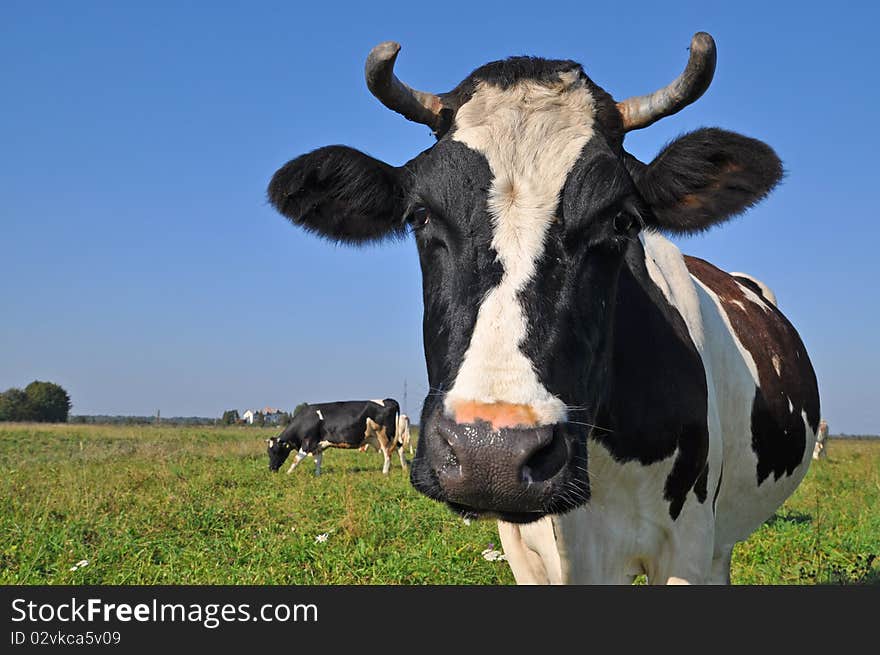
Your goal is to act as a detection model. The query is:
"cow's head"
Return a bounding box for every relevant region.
[267,34,782,522]
[266,435,296,472]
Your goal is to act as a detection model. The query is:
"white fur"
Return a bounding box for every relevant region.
[316,409,324,420]
[772,354,782,377]
[498,517,562,584]
[445,74,595,425]
[730,271,778,307]
[287,448,309,474]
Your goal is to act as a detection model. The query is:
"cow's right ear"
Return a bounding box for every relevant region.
[268,146,408,244]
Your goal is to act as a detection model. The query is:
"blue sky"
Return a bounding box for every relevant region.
[1,1,878,433]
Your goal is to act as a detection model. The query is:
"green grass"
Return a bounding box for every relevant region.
[0,423,876,584]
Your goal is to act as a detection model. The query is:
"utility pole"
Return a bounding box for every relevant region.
[403,378,408,418]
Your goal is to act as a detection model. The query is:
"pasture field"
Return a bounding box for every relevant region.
[0,423,877,585]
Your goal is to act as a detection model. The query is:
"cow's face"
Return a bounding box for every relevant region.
[266,436,294,472]
[267,37,782,522]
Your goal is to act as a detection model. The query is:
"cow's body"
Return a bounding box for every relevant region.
[267,399,406,475]
[497,232,818,584]
[267,33,820,583]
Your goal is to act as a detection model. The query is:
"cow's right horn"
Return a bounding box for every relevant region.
[365,41,446,135]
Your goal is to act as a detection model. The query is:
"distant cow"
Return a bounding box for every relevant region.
[397,413,413,455]
[359,412,413,455]
[813,419,829,459]
[267,399,406,475]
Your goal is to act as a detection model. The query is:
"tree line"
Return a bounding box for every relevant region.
[0,381,72,423]
[221,403,308,426]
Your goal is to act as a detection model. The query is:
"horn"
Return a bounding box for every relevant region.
[616,32,717,132]
[365,41,445,133]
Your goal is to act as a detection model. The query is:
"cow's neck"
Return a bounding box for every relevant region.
[590,235,709,479]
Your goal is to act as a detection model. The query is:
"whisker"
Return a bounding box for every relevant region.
[566,420,614,434]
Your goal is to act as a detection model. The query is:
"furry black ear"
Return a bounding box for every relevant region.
[267,146,408,244]
[630,128,784,234]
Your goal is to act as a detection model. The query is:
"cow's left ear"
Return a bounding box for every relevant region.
[629,128,784,234]
[268,145,409,244]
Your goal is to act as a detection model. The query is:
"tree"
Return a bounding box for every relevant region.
[0,388,34,422]
[293,403,308,417]
[222,409,240,425]
[24,381,72,422]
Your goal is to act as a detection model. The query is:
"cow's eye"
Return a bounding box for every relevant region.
[409,205,431,228]
[612,210,639,235]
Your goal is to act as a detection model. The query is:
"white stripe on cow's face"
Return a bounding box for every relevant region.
[316,409,324,420]
[445,73,596,425]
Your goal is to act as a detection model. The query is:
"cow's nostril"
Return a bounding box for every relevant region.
[521,429,568,484]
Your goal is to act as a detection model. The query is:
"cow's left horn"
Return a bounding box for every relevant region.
[616,32,717,132]
[365,41,445,134]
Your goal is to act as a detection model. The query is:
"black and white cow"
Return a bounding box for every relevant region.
[266,399,406,475]
[266,33,820,584]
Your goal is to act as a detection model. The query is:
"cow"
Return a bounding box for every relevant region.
[358,412,412,454]
[397,413,413,455]
[266,398,406,475]
[813,419,829,460]
[266,32,820,584]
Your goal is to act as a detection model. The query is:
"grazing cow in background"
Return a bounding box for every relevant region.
[266,398,406,475]
[813,419,829,460]
[397,413,413,455]
[267,32,820,584]
[359,412,413,455]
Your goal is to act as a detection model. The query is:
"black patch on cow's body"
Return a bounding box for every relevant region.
[586,240,711,520]
[751,390,807,483]
[712,464,723,513]
[685,257,820,486]
[267,399,400,471]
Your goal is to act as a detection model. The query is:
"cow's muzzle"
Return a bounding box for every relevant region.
[410,413,589,523]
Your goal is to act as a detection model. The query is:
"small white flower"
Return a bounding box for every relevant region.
[462,518,471,526]
[69,559,89,571]
[314,533,329,544]
[481,548,507,562]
